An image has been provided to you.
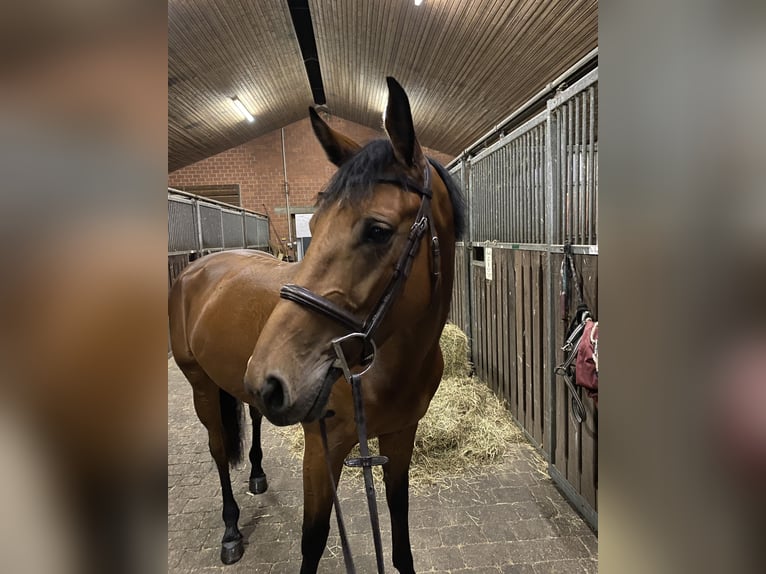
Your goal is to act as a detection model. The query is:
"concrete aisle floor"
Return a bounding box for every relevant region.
[169,360,597,573]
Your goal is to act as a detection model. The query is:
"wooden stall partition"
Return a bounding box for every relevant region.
[463,246,548,454]
[548,252,598,528]
[443,66,599,530]
[448,244,472,342]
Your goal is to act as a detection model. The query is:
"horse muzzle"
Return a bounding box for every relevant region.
[244,361,340,426]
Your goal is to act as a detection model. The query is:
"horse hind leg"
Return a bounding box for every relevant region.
[247,406,268,494]
[184,365,246,565]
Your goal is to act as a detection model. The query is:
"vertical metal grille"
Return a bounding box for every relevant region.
[457,70,597,247]
[199,204,223,249]
[244,213,270,248]
[551,74,598,245]
[244,214,258,247]
[468,113,547,243]
[443,65,599,533]
[167,197,198,252]
[169,189,270,256]
[222,210,245,248]
[257,218,269,248]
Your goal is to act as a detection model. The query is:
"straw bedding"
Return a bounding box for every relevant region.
[276,323,523,490]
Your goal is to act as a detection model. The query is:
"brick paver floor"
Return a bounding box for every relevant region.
[169,360,597,573]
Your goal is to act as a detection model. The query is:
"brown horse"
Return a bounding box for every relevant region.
[169,77,465,573]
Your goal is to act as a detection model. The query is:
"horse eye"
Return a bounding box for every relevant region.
[363,224,394,245]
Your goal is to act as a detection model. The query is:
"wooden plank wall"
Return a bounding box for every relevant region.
[468,248,548,453]
[448,245,471,336]
[457,247,598,515]
[446,69,599,528]
[550,252,598,512]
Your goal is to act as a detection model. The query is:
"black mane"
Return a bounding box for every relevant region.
[315,139,467,239]
[429,157,467,240]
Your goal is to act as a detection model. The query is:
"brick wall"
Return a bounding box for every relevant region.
[168,116,453,250]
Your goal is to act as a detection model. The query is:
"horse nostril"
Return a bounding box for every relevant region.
[262,374,288,413]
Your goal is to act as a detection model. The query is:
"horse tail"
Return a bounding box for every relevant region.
[219,389,244,467]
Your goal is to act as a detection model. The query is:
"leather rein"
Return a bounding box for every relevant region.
[278,161,441,573]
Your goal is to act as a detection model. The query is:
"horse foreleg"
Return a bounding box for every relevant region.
[379,424,418,574]
[299,424,349,574]
[247,406,268,494]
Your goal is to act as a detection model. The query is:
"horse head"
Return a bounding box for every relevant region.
[244,77,462,426]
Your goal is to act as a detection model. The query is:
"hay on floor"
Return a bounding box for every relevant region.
[439,321,471,379]
[276,322,523,490]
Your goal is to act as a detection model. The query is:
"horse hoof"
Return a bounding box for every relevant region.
[220,538,244,565]
[249,475,268,494]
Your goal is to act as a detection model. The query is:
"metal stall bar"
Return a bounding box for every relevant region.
[168,188,271,258]
[544,98,559,459]
[588,86,596,244]
[582,92,588,244]
[221,208,245,249]
[445,47,598,170]
[469,112,548,244]
[168,194,200,255]
[548,68,599,246]
[545,68,599,531]
[442,62,598,530]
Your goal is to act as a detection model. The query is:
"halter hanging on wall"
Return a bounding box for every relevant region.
[556,242,590,424]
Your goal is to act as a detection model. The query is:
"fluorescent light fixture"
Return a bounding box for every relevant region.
[414,0,423,5]
[231,97,255,122]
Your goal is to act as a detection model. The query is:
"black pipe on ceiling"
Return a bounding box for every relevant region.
[286,0,326,106]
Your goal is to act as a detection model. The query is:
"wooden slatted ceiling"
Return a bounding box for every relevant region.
[310,0,597,156]
[168,0,597,171]
[168,0,312,171]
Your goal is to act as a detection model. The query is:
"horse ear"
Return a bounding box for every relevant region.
[384,77,425,169]
[309,107,361,166]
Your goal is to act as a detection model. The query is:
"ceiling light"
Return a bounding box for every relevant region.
[231,97,255,123]
[414,0,423,5]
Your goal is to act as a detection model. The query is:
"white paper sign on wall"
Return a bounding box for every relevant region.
[485,247,493,281]
[295,213,313,238]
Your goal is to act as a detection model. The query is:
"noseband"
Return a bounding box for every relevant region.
[279,160,441,351]
[277,160,441,574]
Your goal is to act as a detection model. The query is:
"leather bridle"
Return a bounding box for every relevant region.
[278,160,441,574]
[280,160,440,350]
